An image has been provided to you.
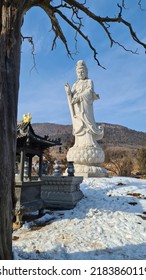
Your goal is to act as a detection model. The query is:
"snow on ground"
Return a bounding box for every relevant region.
[13,177,146,260]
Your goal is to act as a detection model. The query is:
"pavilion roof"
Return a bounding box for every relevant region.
[17,121,61,154]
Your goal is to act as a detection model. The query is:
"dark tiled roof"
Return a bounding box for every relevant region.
[17,121,30,138]
[17,121,61,150]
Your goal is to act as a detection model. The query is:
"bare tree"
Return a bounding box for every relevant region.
[137,148,146,174]
[0,0,146,259]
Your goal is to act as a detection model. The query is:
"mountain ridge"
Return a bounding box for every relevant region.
[32,122,146,149]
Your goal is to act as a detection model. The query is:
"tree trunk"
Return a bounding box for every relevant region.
[0,3,22,259]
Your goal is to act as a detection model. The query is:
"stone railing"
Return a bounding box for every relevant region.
[14,176,83,224]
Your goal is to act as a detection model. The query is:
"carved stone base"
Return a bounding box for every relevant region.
[73,164,108,178]
[41,176,83,209]
[14,176,83,224]
[67,145,105,164]
[66,145,108,177]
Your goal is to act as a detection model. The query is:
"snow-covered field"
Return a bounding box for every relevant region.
[13,177,146,260]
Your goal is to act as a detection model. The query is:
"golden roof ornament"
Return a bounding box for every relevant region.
[22,113,32,123]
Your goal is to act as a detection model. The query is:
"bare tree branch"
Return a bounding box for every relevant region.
[53,7,105,68]
[122,0,126,9]
[138,0,146,11]
[21,34,38,73]
[63,0,146,52]
[40,3,72,57]
[21,0,146,67]
[117,3,123,18]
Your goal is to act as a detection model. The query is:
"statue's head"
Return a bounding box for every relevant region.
[76,60,88,79]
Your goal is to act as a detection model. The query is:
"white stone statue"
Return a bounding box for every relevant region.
[65,60,107,177]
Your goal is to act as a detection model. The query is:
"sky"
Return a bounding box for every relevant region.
[18,0,146,132]
[13,176,146,260]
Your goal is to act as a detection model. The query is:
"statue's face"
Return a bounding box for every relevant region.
[76,67,87,80]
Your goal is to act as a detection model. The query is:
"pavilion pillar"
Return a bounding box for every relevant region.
[20,150,25,182]
[38,154,42,180]
[28,156,32,181]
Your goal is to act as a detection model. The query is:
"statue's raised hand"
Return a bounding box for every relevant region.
[65,82,71,95]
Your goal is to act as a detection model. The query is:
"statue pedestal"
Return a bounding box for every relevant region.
[73,164,107,178]
[67,145,108,178]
